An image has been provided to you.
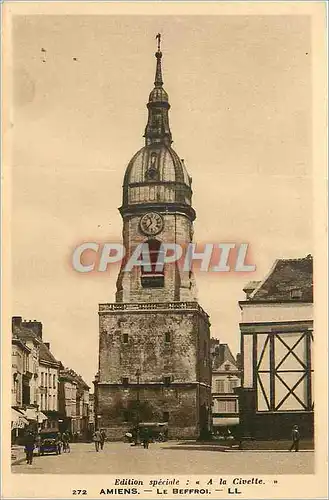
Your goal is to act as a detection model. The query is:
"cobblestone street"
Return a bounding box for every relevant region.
[12,442,314,475]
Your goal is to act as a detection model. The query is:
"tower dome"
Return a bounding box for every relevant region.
[149,87,169,103]
[120,36,195,221]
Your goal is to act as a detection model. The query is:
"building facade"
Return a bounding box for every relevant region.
[38,342,61,429]
[12,318,40,412]
[11,317,55,435]
[211,342,241,435]
[58,370,78,435]
[75,373,90,440]
[12,336,31,409]
[12,316,90,438]
[237,255,314,440]
[58,369,90,440]
[96,39,211,440]
[11,335,31,442]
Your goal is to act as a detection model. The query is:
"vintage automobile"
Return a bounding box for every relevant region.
[39,429,62,455]
[125,422,168,443]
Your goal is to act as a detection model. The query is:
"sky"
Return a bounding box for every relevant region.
[11,14,312,387]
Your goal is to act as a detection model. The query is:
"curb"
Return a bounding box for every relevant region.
[11,450,40,466]
[11,456,27,466]
[225,448,314,453]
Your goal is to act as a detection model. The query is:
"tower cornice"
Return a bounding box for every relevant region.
[119,202,196,222]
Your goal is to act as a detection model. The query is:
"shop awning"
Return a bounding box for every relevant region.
[37,411,48,422]
[212,417,239,427]
[21,408,48,422]
[139,422,168,427]
[11,408,29,429]
[23,408,38,420]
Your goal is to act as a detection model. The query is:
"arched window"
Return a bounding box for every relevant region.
[145,153,159,181]
[150,152,157,166]
[141,239,164,288]
[165,332,171,343]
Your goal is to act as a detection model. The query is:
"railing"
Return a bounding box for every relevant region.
[99,301,209,319]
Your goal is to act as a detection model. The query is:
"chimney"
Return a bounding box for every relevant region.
[243,281,260,299]
[22,319,43,338]
[236,353,242,370]
[12,316,22,330]
[44,342,50,350]
[210,338,220,355]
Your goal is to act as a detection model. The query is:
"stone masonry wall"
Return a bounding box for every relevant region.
[99,310,197,384]
[97,384,197,440]
[98,307,211,440]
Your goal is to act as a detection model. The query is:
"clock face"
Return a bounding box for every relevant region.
[140,212,164,236]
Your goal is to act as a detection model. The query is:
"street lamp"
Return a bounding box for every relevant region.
[58,419,64,434]
[135,369,141,445]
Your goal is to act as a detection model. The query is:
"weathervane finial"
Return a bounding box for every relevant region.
[156,33,161,52]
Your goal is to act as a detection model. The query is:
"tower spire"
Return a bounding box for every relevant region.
[144,34,172,146]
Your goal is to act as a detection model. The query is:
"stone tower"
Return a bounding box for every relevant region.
[96,37,211,440]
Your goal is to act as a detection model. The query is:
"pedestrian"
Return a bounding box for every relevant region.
[35,433,41,456]
[61,432,66,453]
[56,431,62,454]
[93,430,102,452]
[24,431,35,465]
[100,429,106,451]
[142,431,150,449]
[289,425,300,452]
[62,431,70,453]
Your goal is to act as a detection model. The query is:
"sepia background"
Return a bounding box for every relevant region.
[11,14,313,387]
[3,1,327,499]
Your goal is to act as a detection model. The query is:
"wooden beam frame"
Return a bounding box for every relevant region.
[253,330,313,413]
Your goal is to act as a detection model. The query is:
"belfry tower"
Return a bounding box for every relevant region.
[96,37,211,440]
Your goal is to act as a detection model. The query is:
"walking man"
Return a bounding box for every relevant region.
[24,431,35,465]
[93,429,102,452]
[289,425,300,452]
[142,430,150,449]
[100,429,106,451]
[62,431,70,453]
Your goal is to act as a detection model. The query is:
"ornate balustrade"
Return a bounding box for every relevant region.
[99,301,209,321]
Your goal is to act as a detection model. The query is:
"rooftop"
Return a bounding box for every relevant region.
[244,255,313,303]
[212,343,239,371]
[61,368,90,390]
[13,318,59,366]
[39,342,60,366]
